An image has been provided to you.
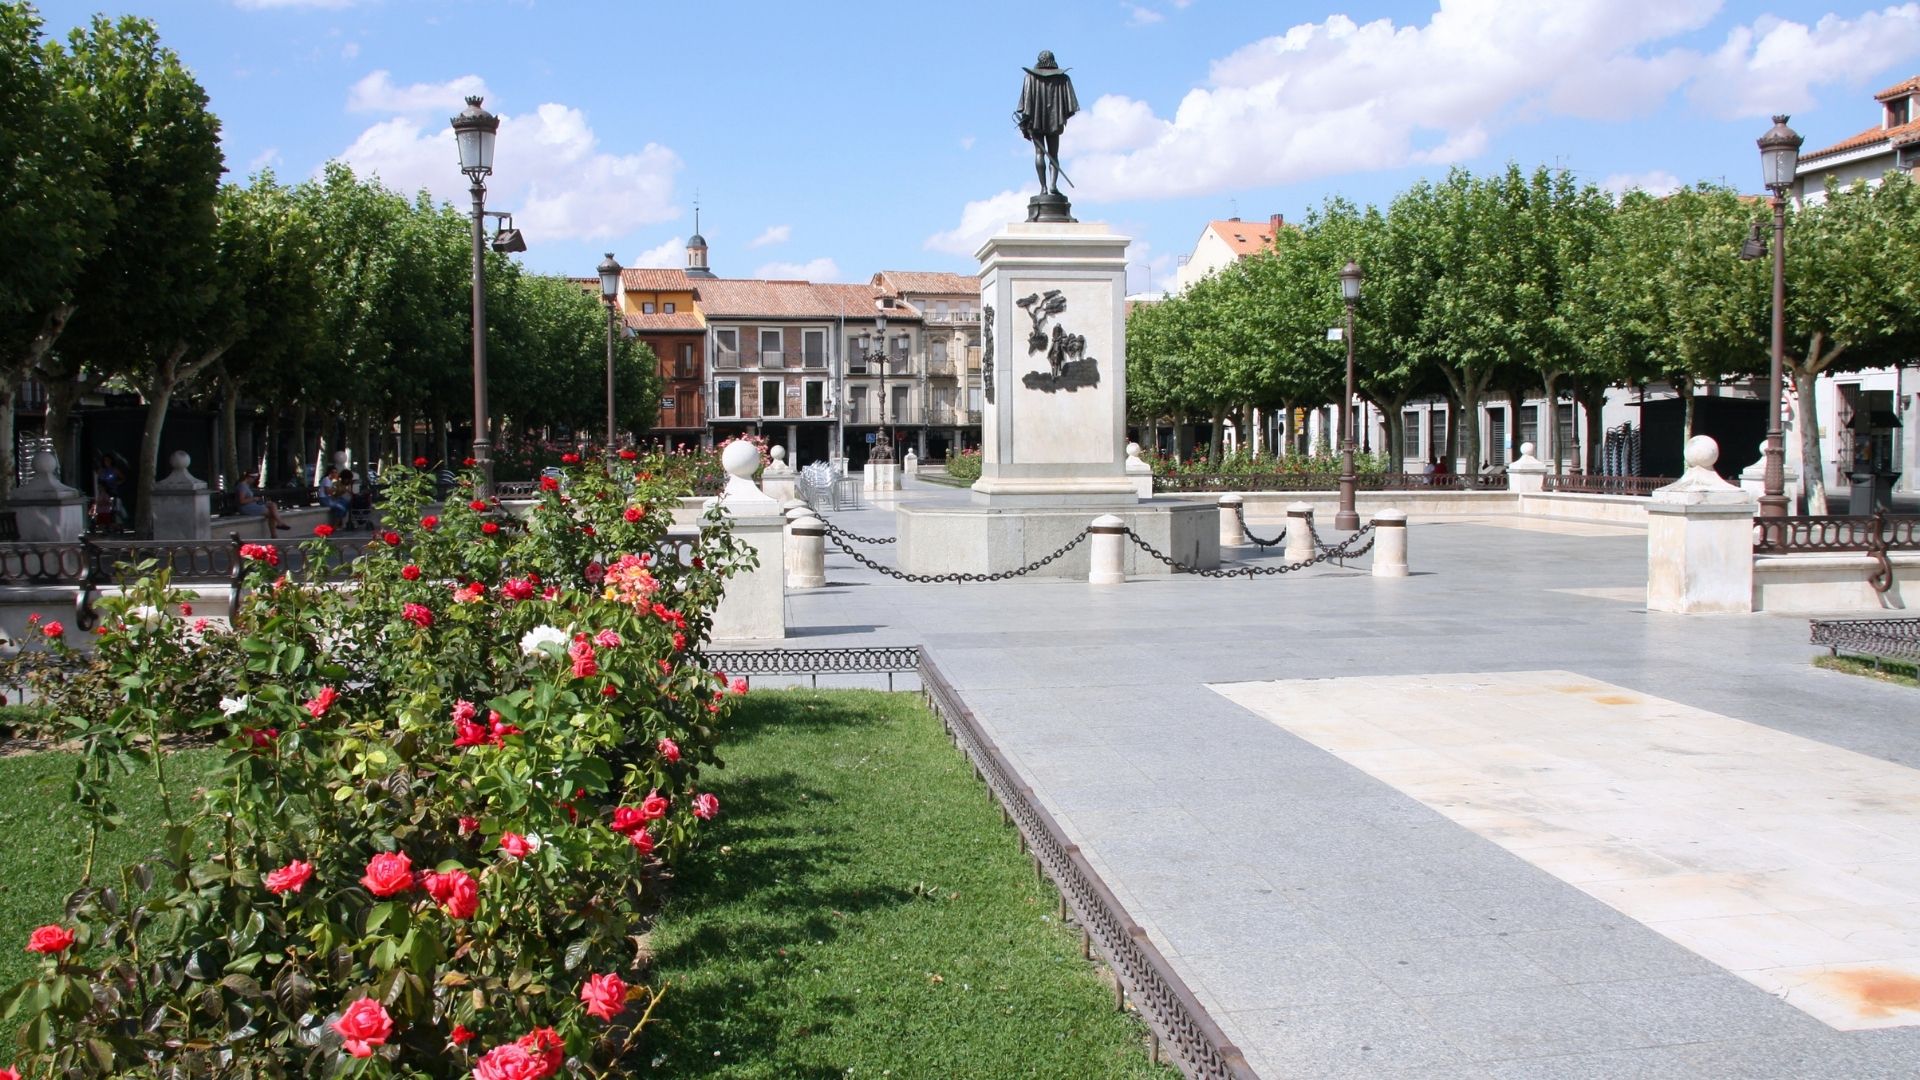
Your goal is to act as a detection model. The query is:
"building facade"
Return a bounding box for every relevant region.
[615,268,706,446]
[871,271,984,461]
[1172,214,1285,294]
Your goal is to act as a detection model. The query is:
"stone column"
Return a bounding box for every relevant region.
[150,452,212,540]
[1371,509,1408,577]
[1284,502,1316,565]
[788,512,826,589]
[8,452,89,542]
[1507,442,1547,493]
[1124,441,1154,499]
[709,439,787,642]
[1217,494,1243,548]
[1646,436,1757,615]
[1088,514,1126,584]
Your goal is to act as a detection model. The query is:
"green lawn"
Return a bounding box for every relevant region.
[645,690,1175,1079]
[0,746,220,1059]
[1815,652,1920,688]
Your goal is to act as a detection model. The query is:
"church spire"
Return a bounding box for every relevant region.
[685,195,713,278]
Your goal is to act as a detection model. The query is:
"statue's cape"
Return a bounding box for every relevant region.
[1017,72,1079,137]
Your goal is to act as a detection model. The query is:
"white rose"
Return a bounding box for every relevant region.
[130,605,164,629]
[220,695,249,716]
[519,625,568,656]
[524,832,544,853]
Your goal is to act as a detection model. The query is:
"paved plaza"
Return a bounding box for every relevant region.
[780,482,1920,1079]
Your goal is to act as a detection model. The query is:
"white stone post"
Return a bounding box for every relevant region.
[902,449,919,478]
[1371,509,1408,577]
[8,453,91,542]
[1507,442,1547,493]
[150,452,212,540]
[1646,436,1757,614]
[788,512,826,589]
[1088,514,1126,584]
[1738,438,1799,510]
[1217,494,1243,548]
[1124,442,1155,500]
[760,445,797,503]
[708,440,787,642]
[1284,502,1316,565]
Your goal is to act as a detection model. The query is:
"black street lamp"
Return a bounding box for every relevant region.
[451,96,500,497]
[871,300,894,465]
[598,252,622,449]
[1757,114,1802,519]
[1335,260,1364,530]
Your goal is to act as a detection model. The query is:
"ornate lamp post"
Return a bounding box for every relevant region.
[1757,115,1802,519]
[1335,260,1364,530]
[871,299,893,465]
[451,96,500,497]
[597,252,622,448]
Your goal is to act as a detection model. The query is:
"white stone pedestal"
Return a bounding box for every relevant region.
[1646,437,1757,614]
[1124,442,1154,500]
[7,452,88,542]
[708,440,786,642]
[863,462,900,493]
[972,221,1136,507]
[760,446,797,503]
[1738,439,1800,510]
[1506,443,1547,493]
[151,452,211,540]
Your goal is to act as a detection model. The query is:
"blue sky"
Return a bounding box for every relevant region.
[36,0,1920,294]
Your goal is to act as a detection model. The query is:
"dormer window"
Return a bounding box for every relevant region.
[1890,96,1913,128]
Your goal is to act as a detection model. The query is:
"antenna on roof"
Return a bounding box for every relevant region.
[693,190,701,237]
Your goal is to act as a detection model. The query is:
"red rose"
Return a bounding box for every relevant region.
[240,542,281,566]
[639,790,668,821]
[314,523,334,538]
[539,476,559,492]
[482,521,501,536]
[658,737,681,762]
[180,603,193,616]
[501,577,534,601]
[383,530,402,546]
[458,815,481,835]
[25,924,74,954]
[401,564,422,581]
[305,685,339,718]
[628,827,655,854]
[438,868,480,919]
[331,997,393,1058]
[693,792,720,821]
[580,971,628,1021]
[469,499,488,512]
[601,684,618,698]
[619,449,637,460]
[359,852,414,897]
[402,603,433,628]
[499,832,532,859]
[414,456,429,468]
[518,1027,564,1075]
[472,1045,544,1080]
[453,718,489,748]
[450,1023,475,1045]
[421,515,439,530]
[41,621,63,639]
[610,807,646,836]
[463,456,477,467]
[671,632,686,651]
[264,860,313,894]
[623,506,642,523]
[561,453,581,465]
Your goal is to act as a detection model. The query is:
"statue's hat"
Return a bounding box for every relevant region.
[1024,50,1068,77]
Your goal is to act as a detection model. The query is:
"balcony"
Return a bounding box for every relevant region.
[845,401,923,426]
[922,309,982,326]
[713,348,740,371]
[927,405,981,426]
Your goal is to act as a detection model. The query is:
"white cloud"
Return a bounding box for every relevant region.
[1127,4,1164,26]
[749,224,791,248]
[959,135,977,151]
[336,101,681,243]
[753,257,840,281]
[246,147,283,173]
[1123,238,1177,296]
[347,70,488,114]
[1600,170,1684,198]
[234,0,360,7]
[1064,1,1731,202]
[1688,5,1920,119]
[340,42,360,60]
[629,236,683,268]
[923,188,1036,257]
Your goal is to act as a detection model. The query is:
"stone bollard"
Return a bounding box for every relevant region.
[788,512,826,589]
[760,445,797,503]
[151,451,212,540]
[7,452,90,542]
[1646,436,1756,614]
[1088,514,1127,584]
[1217,494,1244,548]
[708,439,787,641]
[1507,442,1547,493]
[1371,509,1409,577]
[903,449,919,478]
[1124,441,1155,499]
[1284,502,1316,565]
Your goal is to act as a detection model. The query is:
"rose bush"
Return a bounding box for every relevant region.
[0,455,753,1074]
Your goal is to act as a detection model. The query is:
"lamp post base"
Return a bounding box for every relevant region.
[1759,434,1788,519]
[1335,444,1360,531]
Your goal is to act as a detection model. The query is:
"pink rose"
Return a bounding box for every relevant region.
[594,628,621,649]
[304,686,338,718]
[692,793,720,821]
[359,852,414,897]
[580,971,628,1021]
[628,828,655,855]
[452,699,479,725]
[25,924,75,954]
[402,602,434,627]
[639,790,669,821]
[438,868,480,920]
[473,1044,546,1080]
[458,815,481,835]
[264,860,313,895]
[730,677,749,696]
[499,832,532,859]
[331,997,393,1058]
[658,737,681,762]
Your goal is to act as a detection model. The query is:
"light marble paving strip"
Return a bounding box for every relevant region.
[1212,670,1920,1031]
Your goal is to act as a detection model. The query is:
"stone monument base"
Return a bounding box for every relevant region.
[970,473,1140,507]
[896,501,1217,579]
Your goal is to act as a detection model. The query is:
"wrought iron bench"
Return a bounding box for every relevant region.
[1755,511,1920,595]
[74,535,246,631]
[1811,617,1920,668]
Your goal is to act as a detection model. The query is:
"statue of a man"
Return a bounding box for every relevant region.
[1015,51,1078,196]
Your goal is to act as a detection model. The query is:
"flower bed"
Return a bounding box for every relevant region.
[0,458,754,1074]
[943,448,982,484]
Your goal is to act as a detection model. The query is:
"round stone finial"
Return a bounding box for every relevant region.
[769,445,787,463]
[169,450,191,471]
[1126,442,1142,458]
[721,439,760,480]
[1519,442,1535,457]
[1684,435,1719,471]
[31,452,57,478]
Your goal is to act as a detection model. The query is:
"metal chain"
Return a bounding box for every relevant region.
[816,518,896,546]
[827,529,1089,584]
[1231,503,1286,548]
[1123,523,1376,579]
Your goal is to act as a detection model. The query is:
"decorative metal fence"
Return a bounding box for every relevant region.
[1810,617,1920,665]
[1541,474,1675,496]
[1752,513,1920,555]
[1154,471,1505,494]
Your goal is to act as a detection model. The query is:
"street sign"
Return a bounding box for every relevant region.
[660,396,676,408]
[1326,327,1344,341]
[865,433,876,444]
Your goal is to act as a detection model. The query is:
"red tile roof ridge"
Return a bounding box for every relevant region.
[1874,75,1920,102]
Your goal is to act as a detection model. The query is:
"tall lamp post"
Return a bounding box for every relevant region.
[597,252,622,448]
[451,96,500,497]
[1335,260,1364,530]
[871,299,893,465]
[1757,115,1802,519]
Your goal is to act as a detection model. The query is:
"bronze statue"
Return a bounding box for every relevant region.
[1015,51,1078,221]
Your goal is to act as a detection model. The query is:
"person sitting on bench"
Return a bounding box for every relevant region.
[236,471,289,531]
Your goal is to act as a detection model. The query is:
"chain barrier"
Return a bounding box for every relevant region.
[827,529,1090,584]
[1124,523,1376,579]
[1231,503,1286,548]
[816,518,896,546]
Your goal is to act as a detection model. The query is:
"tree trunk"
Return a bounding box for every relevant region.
[1383,404,1404,474]
[134,346,192,536]
[1454,383,1480,476]
[435,406,450,468]
[220,375,241,490]
[0,380,16,501]
[1679,379,1694,443]
[291,405,309,487]
[43,380,83,481]
[1208,407,1225,466]
[1792,365,1827,515]
[1541,372,1560,476]
[1574,382,1605,474]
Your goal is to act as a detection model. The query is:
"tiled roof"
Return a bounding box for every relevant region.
[694,279,914,321]
[1207,218,1282,257]
[625,311,704,333]
[1874,75,1920,102]
[819,282,919,320]
[621,267,697,291]
[872,271,981,297]
[1801,118,1920,163]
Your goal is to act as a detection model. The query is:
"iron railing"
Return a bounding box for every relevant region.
[1811,617,1920,664]
[1541,474,1675,496]
[704,646,921,690]
[0,543,88,585]
[1155,471,1506,494]
[1753,512,1919,555]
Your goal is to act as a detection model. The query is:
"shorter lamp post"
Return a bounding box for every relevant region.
[871,299,893,465]
[1335,260,1364,530]
[597,252,622,448]
[451,95,500,496]
[1757,114,1802,519]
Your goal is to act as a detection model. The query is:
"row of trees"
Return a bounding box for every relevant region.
[1128,163,1920,511]
[0,6,659,527]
